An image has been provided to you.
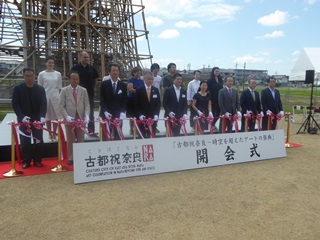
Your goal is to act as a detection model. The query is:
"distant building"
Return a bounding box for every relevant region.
[0,52,24,75]
[273,75,289,84]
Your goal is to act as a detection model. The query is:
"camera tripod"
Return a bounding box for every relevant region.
[297,82,320,134]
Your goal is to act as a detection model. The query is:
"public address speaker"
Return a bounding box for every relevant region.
[305,70,315,84]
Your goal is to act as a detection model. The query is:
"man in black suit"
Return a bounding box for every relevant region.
[240,78,263,132]
[218,76,242,133]
[12,68,47,169]
[99,63,127,140]
[134,72,161,138]
[163,73,188,136]
[261,76,284,130]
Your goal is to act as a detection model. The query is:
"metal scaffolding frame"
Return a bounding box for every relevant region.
[0,0,153,81]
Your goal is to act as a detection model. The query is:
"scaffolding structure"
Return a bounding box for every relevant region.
[0,0,153,81]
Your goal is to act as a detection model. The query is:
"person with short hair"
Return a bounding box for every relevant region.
[240,77,263,132]
[38,55,62,141]
[59,70,90,165]
[71,51,99,135]
[261,76,284,130]
[134,71,161,138]
[99,63,127,140]
[163,73,188,136]
[187,70,201,130]
[12,68,47,169]
[218,76,241,133]
[127,66,144,135]
[162,62,176,90]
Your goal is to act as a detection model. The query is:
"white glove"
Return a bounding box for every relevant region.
[154,115,159,121]
[66,116,74,122]
[139,115,146,121]
[237,111,242,118]
[84,115,90,124]
[260,111,264,117]
[197,110,203,116]
[22,116,30,123]
[183,114,187,119]
[266,110,272,115]
[246,110,252,115]
[120,112,125,120]
[224,112,230,118]
[280,111,284,116]
[169,112,175,118]
[40,117,46,124]
[104,111,112,120]
[208,112,213,117]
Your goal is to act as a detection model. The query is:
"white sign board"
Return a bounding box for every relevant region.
[73,130,286,184]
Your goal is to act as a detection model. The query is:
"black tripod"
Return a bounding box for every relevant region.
[297,82,320,134]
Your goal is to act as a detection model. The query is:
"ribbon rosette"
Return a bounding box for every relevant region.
[113,118,125,140]
[179,117,188,136]
[72,118,85,133]
[256,114,262,131]
[33,121,43,130]
[207,115,214,134]
[145,118,155,138]
[232,114,239,132]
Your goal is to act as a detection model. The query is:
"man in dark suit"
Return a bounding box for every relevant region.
[240,78,263,132]
[134,72,161,138]
[99,63,127,140]
[163,73,188,136]
[261,76,284,130]
[71,51,99,135]
[12,68,47,169]
[218,76,242,133]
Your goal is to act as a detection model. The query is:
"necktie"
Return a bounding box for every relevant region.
[73,88,77,105]
[228,88,232,98]
[251,90,255,101]
[112,82,116,95]
[147,87,151,102]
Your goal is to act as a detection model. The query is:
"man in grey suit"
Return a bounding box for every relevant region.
[218,76,242,133]
[59,70,90,165]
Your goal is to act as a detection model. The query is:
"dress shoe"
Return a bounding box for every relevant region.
[34,162,43,167]
[22,162,30,169]
[68,160,73,165]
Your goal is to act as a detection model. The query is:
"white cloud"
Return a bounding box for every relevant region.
[134,0,241,22]
[292,50,300,56]
[244,0,252,3]
[274,59,283,64]
[257,10,289,26]
[233,54,268,64]
[307,0,316,5]
[256,30,285,39]
[175,21,202,29]
[157,29,180,39]
[291,57,298,62]
[145,16,164,27]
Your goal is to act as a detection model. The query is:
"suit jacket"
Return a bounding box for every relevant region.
[218,87,240,115]
[134,85,161,118]
[240,88,262,115]
[163,86,188,118]
[261,87,283,114]
[12,82,47,122]
[99,79,127,118]
[59,85,90,119]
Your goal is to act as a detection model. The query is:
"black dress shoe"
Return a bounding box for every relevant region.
[34,162,43,167]
[68,160,73,165]
[22,162,30,169]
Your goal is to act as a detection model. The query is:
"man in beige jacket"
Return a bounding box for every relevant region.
[59,70,90,164]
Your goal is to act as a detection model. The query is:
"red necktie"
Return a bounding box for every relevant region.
[73,88,77,105]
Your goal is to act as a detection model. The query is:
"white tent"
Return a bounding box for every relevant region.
[290,48,320,82]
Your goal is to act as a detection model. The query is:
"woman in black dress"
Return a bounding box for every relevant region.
[192,81,213,131]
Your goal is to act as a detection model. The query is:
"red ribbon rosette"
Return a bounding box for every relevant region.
[179,117,188,136]
[207,115,214,134]
[72,118,85,133]
[256,114,262,131]
[33,121,43,130]
[232,114,239,132]
[268,114,275,130]
[145,118,155,138]
[112,118,125,140]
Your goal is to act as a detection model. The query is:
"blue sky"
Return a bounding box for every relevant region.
[134,0,319,75]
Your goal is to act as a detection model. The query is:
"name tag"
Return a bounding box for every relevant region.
[182,94,186,98]
[153,94,157,98]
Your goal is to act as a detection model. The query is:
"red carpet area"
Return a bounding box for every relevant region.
[0,158,73,179]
